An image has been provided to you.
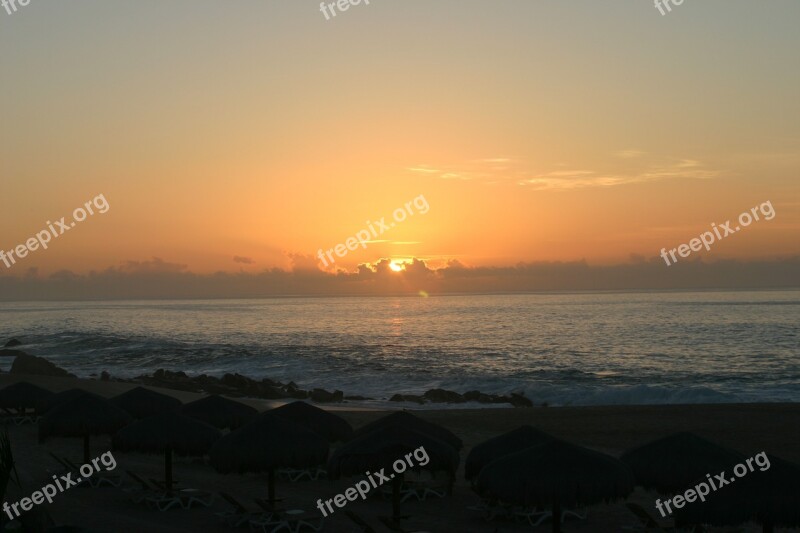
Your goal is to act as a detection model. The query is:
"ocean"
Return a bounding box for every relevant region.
[1,290,797,407]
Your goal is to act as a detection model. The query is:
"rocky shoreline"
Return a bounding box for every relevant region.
[1,338,535,408]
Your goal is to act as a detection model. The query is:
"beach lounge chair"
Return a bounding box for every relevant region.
[623,502,668,531]
[144,487,215,511]
[60,456,122,488]
[466,498,515,521]
[277,466,327,482]
[1,407,38,425]
[248,505,323,533]
[514,504,587,527]
[216,492,269,528]
[123,472,181,510]
[123,470,214,511]
[380,472,448,503]
[176,488,216,508]
[381,483,444,503]
[512,506,551,527]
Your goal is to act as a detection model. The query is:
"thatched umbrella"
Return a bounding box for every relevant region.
[113,412,221,494]
[675,454,800,533]
[328,425,459,521]
[620,432,745,494]
[39,395,132,463]
[181,395,257,429]
[110,387,182,419]
[353,411,462,451]
[36,389,93,415]
[0,382,52,414]
[269,401,353,443]
[476,439,634,533]
[465,425,555,481]
[209,413,328,506]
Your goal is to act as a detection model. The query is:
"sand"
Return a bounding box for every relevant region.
[0,374,797,533]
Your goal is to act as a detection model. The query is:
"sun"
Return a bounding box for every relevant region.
[389,261,405,272]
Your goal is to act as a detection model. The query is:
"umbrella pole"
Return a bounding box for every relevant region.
[552,500,561,533]
[165,447,173,496]
[268,469,275,507]
[83,435,90,464]
[392,473,403,521]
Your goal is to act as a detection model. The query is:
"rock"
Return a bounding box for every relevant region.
[4,339,22,347]
[463,390,481,401]
[464,390,499,403]
[285,382,308,399]
[310,388,343,403]
[345,395,370,401]
[261,377,281,387]
[506,393,533,408]
[0,349,27,357]
[390,394,425,404]
[10,354,74,378]
[153,369,188,381]
[222,373,255,389]
[257,384,286,400]
[423,388,465,403]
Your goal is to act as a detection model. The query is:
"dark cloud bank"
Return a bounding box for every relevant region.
[1,255,798,301]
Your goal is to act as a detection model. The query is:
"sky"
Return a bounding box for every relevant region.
[1,0,799,298]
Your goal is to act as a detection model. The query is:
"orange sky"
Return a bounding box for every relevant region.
[1,1,799,281]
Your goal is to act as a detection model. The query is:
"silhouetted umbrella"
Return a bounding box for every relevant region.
[477,439,635,533]
[269,401,353,442]
[181,395,257,429]
[328,425,459,520]
[110,387,182,419]
[675,454,800,533]
[621,432,745,494]
[37,389,94,415]
[353,411,462,451]
[39,394,132,463]
[113,412,221,494]
[209,413,328,505]
[465,425,556,481]
[0,382,52,413]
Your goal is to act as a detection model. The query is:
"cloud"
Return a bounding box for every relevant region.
[233,256,254,265]
[615,150,646,159]
[410,155,719,190]
[116,257,188,273]
[0,256,797,300]
[518,159,719,191]
[286,253,321,272]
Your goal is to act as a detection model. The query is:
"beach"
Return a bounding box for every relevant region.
[2,374,797,532]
